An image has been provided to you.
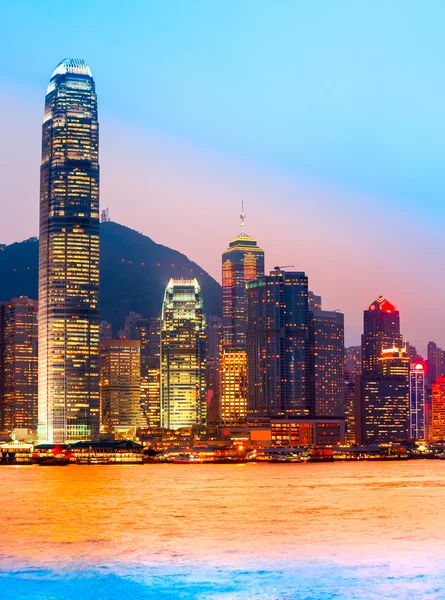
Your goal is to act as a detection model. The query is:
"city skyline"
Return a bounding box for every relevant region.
[2,3,445,352]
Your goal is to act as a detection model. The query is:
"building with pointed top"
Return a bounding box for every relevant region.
[222,212,264,349]
[38,58,100,443]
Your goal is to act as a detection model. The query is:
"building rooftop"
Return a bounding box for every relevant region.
[51,58,92,79]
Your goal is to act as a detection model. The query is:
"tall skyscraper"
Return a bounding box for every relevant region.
[38,58,100,443]
[363,347,410,444]
[160,279,206,431]
[0,298,38,431]
[100,340,143,433]
[409,362,425,439]
[222,211,264,349]
[310,309,345,417]
[361,296,402,376]
[140,356,161,429]
[246,269,310,417]
[427,341,445,385]
[219,348,247,425]
[206,315,222,426]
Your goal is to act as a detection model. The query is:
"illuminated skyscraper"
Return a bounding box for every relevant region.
[246,269,310,417]
[431,377,445,441]
[363,348,410,444]
[140,356,161,429]
[0,298,38,431]
[160,279,206,431]
[361,296,402,376]
[38,58,100,443]
[222,210,264,349]
[310,310,345,417]
[410,362,425,439]
[100,340,143,433]
[219,348,247,425]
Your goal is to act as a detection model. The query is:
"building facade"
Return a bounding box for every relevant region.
[100,340,143,433]
[310,309,345,417]
[219,348,247,425]
[0,298,38,431]
[431,377,445,441]
[222,216,264,349]
[160,279,206,431]
[38,58,100,443]
[140,356,161,430]
[409,362,425,439]
[246,269,310,418]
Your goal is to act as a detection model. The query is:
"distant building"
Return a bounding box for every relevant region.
[0,298,38,431]
[160,279,206,431]
[219,348,247,425]
[100,340,143,433]
[206,315,222,425]
[99,321,112,341]
[344,370,356,444]
[140,356,160,430]
[345,346,361,378]
[310,309,345,417]
[427,342,445,385]
[431,377,445,441]
[222,212,264,349]
[308,291,322,312]
[246,269,310,417]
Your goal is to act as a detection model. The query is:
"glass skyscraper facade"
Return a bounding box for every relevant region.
[222,220,264,349]
[38,58,100,443]
[160,279,206,431]
[246,269,310,417]
[409,362,425,439]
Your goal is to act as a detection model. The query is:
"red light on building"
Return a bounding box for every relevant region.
[414,363,424,371]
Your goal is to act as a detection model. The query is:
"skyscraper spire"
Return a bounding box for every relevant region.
[240,201,246,233]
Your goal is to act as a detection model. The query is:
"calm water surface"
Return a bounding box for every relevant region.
[1,462,445,599]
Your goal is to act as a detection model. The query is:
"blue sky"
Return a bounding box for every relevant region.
[1,0,445,347]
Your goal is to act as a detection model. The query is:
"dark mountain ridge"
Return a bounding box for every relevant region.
[0,222,221,332]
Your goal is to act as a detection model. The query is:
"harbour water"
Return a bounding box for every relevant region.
[1,462,445,599]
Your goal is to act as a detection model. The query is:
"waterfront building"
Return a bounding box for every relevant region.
[222,211,264,349]
[219,348,247,425]
[431,377,445,441]
[271,418,345,447]
[344,369,356,444]
[38,58,100,443]
[409,362,425,439]
[140,356,161,429]
[0,298,38,431]
[310,309,345,417]
[100,340,143,433]
[160,279,206,431]
[246,269,310,417]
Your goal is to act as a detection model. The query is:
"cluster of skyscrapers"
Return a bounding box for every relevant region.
[1,58,444,448]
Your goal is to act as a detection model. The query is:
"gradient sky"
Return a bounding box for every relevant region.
[1,0,445,350]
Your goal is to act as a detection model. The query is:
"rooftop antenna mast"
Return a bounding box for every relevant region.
[240,201,246,233]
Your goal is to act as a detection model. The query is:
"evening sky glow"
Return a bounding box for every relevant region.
[1,0,445,349]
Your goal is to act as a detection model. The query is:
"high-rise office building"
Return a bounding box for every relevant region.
[99,321,112,341]
[0,298,38,431]
[206,315,222,426]
[431,377,445,441]
[246,269,310,417]
[345,346,361,379]
[140,356,161,429]
[100,340,143,433]
[38,58,100,443]
[310,310,345,417]
[427,342,445,385]
[362,347,409,444]
[222,212,264,349]
[160,279,206,431]
[361,296,402,376]
[409,362,425,439]
[344,370,356,444]
[219,348,247,425]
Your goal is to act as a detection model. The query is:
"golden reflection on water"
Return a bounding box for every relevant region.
[1,462,444,568]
